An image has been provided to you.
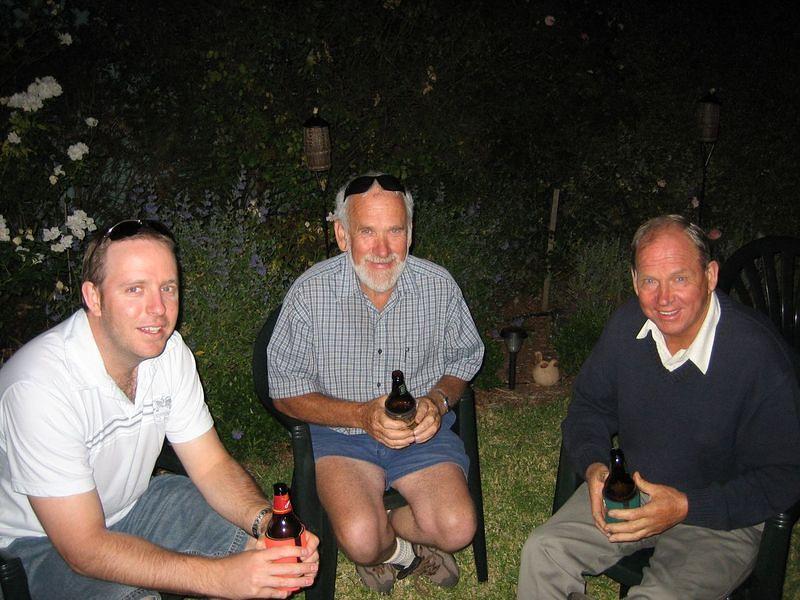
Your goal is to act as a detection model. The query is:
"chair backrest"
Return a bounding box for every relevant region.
[717,235,800,354]
[252,304,305,431]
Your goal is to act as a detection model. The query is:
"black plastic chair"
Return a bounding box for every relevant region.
[0,442,188,600]
[717,235,800,355]
[551,234,800,599]
[252,304,489,600]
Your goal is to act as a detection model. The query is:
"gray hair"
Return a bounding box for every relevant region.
[333,171,414,234]
[631,214,711,271]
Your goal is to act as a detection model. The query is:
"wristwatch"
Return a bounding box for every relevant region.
[432,388,450,415]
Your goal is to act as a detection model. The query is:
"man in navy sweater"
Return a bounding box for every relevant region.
[517,215,800,599]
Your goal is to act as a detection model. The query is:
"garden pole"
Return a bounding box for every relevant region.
[541,188,559,312]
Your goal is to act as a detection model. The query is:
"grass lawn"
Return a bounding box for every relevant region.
[247,390,800,599]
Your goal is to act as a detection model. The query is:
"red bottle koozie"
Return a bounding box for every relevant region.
[262,528,307,593]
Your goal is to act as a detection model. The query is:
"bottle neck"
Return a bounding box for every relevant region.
[273,493,292,514]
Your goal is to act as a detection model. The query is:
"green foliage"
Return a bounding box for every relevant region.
[553,238,631,375]
[3,1,800,458]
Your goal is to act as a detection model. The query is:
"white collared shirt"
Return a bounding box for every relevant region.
[636,291,721,374]
[0,310,213,546]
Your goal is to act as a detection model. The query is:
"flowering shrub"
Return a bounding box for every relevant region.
[0,209,96,353]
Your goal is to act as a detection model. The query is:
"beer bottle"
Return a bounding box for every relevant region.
[602,447,641,523]
[262,482,305,592]
[385,370,417,424]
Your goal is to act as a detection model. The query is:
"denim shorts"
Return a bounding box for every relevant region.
[7,474,249,600]
[309,411,469,489]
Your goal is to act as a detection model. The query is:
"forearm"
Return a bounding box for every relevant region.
[191,453,271,534]
[273,392,368,429]
[427,375,467,414]
[67,529,225,597]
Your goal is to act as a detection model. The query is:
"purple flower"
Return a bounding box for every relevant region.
[231,429,244,440]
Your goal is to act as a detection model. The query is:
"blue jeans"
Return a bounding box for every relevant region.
[7,474,249,600]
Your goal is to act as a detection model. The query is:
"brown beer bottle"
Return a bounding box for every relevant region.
[263,482,306,592]
[385,370,417,424]
[602,447,641,522]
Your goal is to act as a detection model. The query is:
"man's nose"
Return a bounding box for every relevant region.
[147,290,167,315]
[373,235,391,257]
[657,283,672,305]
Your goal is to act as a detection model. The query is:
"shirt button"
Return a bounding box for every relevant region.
[377,349,383,354]
[377,382,382,388]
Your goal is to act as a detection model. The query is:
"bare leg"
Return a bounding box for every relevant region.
[315,456,395,564]
[391,462,476,552]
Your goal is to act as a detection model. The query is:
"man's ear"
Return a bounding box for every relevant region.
[82,281,102,316]
[706,260,719,292]
[334,220,349,252]
[631,268,640,297]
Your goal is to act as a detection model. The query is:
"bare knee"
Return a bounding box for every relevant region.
[418,500,477,552]
[334,514,394,564]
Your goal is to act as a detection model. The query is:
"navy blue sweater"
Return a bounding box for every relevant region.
[563,292,800,530]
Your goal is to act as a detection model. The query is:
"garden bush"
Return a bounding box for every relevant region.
[3,1,800,460]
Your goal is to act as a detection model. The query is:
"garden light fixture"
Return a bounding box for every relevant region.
[500,326,527,390]
[303,108,332,256]
[696,91,721,227]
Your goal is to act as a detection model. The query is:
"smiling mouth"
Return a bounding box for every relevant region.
[139,326,163,334]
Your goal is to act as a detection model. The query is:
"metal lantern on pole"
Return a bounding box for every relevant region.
[696,92,721,227]
[303,108,332,256]
[500,326,527,390]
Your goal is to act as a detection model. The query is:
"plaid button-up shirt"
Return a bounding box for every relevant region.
[266,253,484,434]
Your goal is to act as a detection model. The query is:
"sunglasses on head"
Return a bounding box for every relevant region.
[343,174,405,200]
[101,219,174,241]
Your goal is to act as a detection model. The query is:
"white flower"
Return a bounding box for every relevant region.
[53,164,65,176]
[29,76,63,100]
[7,131,21,144]
[67,142,89,161]
[50,234,73,253]
[25,228,33,241]
[0,215,9,242]
[12,236,22,246]
[58,32,73,46]
[55,280,65,292]
[66,209,96,239]
[32,253,45,265]
[42,227,61,242]
[85,117,98,127]
[6,76,63,112]
[49,175,59,185]
[7,91,43,112]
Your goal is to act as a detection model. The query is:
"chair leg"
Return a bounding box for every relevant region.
[304,511,337,600]
[460,392,489,582]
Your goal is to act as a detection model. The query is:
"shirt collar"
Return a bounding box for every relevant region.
[636,291,720,374]
[64,309,174,392]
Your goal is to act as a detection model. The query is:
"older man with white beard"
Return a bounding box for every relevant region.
[266,173,484,594]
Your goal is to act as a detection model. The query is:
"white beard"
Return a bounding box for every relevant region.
[349,250,407,293]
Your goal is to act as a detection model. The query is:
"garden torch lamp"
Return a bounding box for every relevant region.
[696,91,721,227]
[500,326,527,390]
[303,108,332,256]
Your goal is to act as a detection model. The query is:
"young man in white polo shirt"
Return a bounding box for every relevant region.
[0,219,318,599]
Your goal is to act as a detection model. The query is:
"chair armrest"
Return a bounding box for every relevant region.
[747,498,800,599]
[552,440,583,514]
[0,547,32,600]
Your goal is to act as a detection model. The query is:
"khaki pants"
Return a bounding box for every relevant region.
[517,483,762,600]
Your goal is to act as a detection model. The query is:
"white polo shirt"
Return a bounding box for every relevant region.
[0,310,214,547]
